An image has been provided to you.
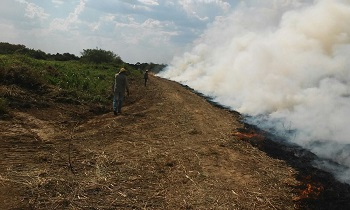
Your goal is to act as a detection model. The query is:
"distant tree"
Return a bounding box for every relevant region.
[48,52,80,61]
[80,48,122,64]
[0,42,26,54]
[29,49,47,60]
[63,53,79,61]
[129,62,167,74]
[152,63,167,74]
[137,62,149,71]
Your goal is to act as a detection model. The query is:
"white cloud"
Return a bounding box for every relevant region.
[191,0,231,11]
[114,16,177,47]
[138,0,159,6]
[50,0,86,31]
[131,4,152,12]
[178,0,231,21]
[88,14,115,31]
[142,18,161,28]
[115,16,138,28]
[52,0,63,3]
[52,0,64,7]
[15,0,49,20]
[1,0,236,63]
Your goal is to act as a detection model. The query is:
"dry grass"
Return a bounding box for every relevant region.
[1,75,349,209]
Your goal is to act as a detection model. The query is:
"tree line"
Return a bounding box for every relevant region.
[0,42,167,72]
[0,42,79,61]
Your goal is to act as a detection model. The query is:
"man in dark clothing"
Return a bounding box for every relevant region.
[113,68,129,115]
[144,69,149,87]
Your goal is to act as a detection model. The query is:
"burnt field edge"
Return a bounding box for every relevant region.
[175,81,350,210]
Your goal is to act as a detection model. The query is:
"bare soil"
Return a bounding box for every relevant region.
[1,75,349,209]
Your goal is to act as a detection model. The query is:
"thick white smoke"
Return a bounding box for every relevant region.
[159,0,350,184]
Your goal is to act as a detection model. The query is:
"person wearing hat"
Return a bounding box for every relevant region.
[113,67,129,115]
[143,69,149,87]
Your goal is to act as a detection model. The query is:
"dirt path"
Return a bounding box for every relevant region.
[0,75,340,209]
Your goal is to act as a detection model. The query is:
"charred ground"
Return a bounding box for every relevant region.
[1,72,350,209]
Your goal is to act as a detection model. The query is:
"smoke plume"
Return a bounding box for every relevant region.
[159,0,350,184]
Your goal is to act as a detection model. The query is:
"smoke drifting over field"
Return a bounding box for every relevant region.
[159,0,350,184]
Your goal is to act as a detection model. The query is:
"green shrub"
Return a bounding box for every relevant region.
[80,48,122,64]
[0,55,47,91]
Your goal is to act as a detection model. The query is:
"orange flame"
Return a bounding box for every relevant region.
[232,131,264,140]
[293,182,324,201]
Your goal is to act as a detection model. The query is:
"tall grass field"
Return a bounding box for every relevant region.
[0,54,140,115]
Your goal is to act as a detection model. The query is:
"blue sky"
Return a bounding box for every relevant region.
[0,0,236,63]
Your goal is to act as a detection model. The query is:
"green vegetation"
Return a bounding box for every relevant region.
[81,48,122,64]
[0,53,136,101]
[0,42,79,61]
[0,42,167,116]
[0,54,137,115]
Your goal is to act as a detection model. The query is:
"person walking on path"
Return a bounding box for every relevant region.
[113,68,129,115]
[143,69,149,87]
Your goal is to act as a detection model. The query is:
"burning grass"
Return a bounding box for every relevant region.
[232,123,350,209]
[293,176,324,201]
